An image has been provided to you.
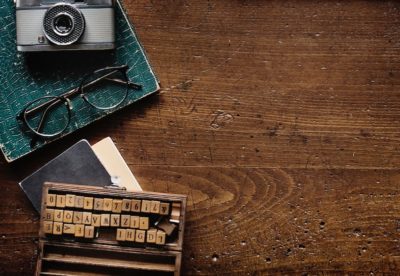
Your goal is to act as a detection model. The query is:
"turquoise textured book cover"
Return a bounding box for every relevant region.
[0,0,159,162]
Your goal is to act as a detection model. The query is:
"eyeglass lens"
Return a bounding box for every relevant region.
[81,68,128,110]
[24,96,70,137]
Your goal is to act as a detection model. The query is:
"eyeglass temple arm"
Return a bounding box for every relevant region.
[105,78,142,90]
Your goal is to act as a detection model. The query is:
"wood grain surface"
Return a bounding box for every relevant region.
[1,0,400,274]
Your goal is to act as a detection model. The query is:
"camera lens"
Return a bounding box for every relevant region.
[53,13,74,36]
[43,4,85,46]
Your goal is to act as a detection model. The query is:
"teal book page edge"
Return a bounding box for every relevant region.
[0,0,159,162]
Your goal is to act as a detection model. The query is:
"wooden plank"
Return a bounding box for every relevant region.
[40,254,176,272]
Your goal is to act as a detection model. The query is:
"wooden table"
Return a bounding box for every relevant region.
[1,0,400,274]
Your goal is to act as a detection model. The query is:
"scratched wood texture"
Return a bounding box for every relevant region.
[1,0,400,275]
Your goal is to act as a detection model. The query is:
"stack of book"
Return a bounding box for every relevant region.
[20,137,143,213]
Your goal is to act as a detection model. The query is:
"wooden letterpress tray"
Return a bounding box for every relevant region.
[36,182,187,276]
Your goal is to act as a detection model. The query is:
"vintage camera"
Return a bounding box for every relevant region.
[16,0,115,52]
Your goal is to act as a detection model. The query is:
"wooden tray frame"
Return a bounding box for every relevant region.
[35,182,187,276]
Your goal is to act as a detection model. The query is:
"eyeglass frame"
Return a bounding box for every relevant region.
[16,64,142,139]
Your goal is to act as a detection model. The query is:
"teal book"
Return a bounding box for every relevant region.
[0,0,159,162]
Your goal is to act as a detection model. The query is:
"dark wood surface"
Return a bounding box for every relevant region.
[1,0,400,274]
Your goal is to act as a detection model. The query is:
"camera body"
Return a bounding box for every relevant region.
[16,0,115,52]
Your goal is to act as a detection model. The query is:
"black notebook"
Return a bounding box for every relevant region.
[19,140,112,212]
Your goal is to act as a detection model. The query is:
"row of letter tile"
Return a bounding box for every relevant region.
[46,194,170,215]
[116,228,166,244]
[44,222,95,238]
[43,222,166,244]
[44,209,150,229]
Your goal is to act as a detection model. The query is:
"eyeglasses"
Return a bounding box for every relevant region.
[17,64,141,144]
